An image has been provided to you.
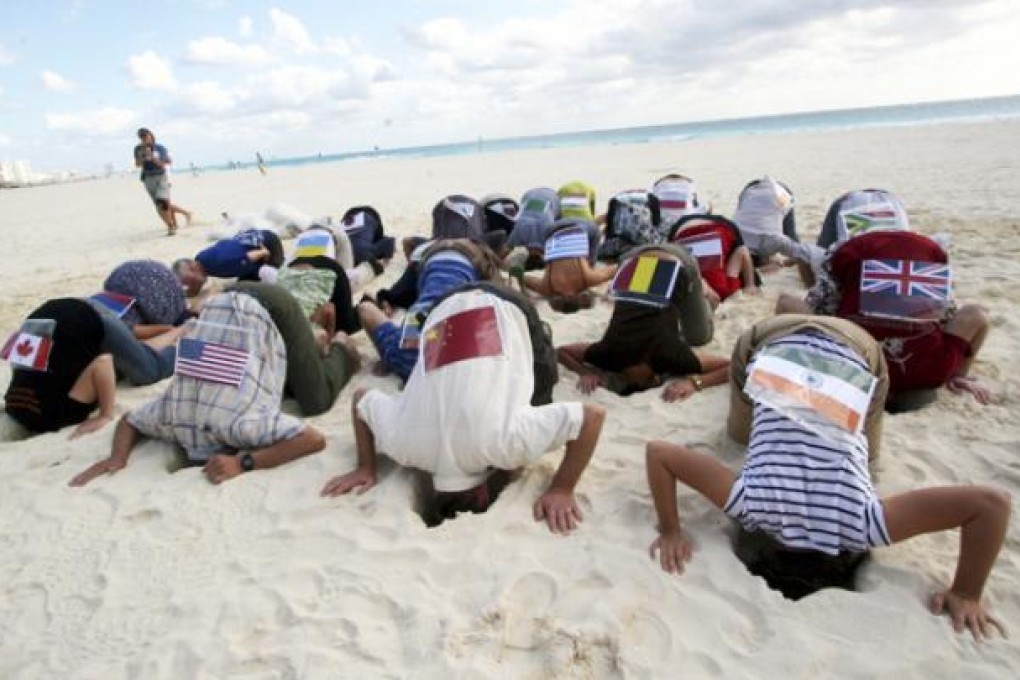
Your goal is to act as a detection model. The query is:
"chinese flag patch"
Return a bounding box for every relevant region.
[422,305,503,372]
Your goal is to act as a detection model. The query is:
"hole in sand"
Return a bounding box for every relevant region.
[729,525,871,601]
[412,469,518,528]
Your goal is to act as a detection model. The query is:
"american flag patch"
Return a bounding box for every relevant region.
[174,337,249,386]
[860,259,950,322]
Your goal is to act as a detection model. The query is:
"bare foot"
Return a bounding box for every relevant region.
[314,327,329,355]
[332,332,363,373]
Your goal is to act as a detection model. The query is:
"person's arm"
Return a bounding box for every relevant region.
[701,278,721,309]
[534,403,605,534]
[882,486,1010,640]
[246,245,271,263]
[203,426,326,484]
[556,343,604,394]
[735,246,758,292]
[582,261,617,288]
[132,324,175,340]
[70,354,117,438]
[661,352,730,402]
[69,417,144,486]
[523,271,554,297]
[321,389,379,496]
[646,441,735,574]
[152,144,171,168]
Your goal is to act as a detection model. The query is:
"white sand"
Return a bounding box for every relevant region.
[1,121,1019,678]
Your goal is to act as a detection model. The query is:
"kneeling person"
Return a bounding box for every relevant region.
[522,219,616,312]
[321,288,606,532]
[70,292,325,487]
[645,317,1009,639]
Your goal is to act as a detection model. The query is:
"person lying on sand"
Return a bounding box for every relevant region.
[646,317,1010,640]
[358,239,503,383]
[557,245,727,400]
[731,176,818,284]
[103,259,190,338]
[776,228,992,406]
[228,282,360,417]
[517,218,617,314]
[666,214,759,309]
[69,292,326,487]
[173,228,285,297]
[321,287,606,532]
[4,298,116,439]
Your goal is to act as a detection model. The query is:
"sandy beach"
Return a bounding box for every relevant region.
[1,120,1019,678]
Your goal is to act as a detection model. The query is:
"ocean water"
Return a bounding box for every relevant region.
[218,95,1020,173]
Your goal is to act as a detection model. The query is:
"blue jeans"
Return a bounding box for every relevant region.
[87,300,175,385]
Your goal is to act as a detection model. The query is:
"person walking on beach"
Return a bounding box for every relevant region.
[133,127,191,236]
[256,152,267,175]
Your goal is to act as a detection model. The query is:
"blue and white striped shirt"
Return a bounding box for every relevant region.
[724,331,891,555]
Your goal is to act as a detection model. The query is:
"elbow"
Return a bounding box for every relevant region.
[645,440,670,466]
[583,402,606,428]
[979,486,1012,521]
[305,427,327,455]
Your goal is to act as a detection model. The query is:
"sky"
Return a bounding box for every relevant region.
[1,0,1019,173]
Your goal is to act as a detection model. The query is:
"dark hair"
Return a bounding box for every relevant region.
[733,527,869,600]
[523,250,545,271]
[137,127,152,139]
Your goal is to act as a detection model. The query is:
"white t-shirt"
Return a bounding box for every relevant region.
[653,176,708,225]
[732,177,793,238]
[358,290,583,491]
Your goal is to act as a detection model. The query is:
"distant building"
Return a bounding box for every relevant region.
[0,160,34,187]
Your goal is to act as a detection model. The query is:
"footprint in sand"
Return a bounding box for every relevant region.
[501,571,558,650]
[620,610,673,665]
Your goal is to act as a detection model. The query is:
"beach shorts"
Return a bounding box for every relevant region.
[143,173,170,205]
[702,270,742,301]
[882,329,971,393]
[370,321,417,382]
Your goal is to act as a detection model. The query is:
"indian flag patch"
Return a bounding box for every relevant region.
[746,345,876,437]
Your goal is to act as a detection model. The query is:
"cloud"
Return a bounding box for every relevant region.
[0,132,12,146]
[350,54,397,83]
[45,107,136,135]
[322,36,351,57]
[185,36,274,67]
[269,8,316,54]
[127,51,178,90]
[238,15,253,38]
[178,80,240,114]
[0,43,16,66]
[41,70,77,93]
[248,65,363,109]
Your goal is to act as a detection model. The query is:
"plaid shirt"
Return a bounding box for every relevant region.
[127,292,303,461]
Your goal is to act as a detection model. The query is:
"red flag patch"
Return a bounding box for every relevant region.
[422,305,503,372]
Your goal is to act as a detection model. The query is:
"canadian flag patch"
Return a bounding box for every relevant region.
[1,332,53,371]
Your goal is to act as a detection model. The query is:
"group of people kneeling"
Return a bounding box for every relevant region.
[1,180,1008,641]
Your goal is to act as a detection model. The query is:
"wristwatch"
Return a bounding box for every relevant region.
[240,453,256,473]
[689,375,704,392]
